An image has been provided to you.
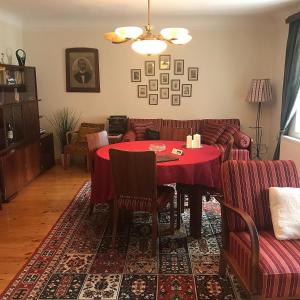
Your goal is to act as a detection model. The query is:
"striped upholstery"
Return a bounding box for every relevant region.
[200,123,226,145]
[218,125,239,144]
[229,231,300,298]
[234,131,251,149]
[211,144,250,161]
[162,119,201,134]
[122,129,136,142]
[222,160,300,232]
[200,118,240,129]
[128,118,162,131]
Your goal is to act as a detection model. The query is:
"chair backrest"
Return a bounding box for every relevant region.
[222,135,234,163]
[221,160,300,232]
[109,149,157,210]
[77,123,105,143]
[86,130,109,152]
[86,130,109,175]
[160,126,191,141]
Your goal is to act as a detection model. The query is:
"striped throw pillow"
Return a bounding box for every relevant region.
[133,121,156,140]
[200,123,226,145]
[218,125,239,144]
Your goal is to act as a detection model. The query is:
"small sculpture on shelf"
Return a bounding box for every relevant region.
[16,49,26,66]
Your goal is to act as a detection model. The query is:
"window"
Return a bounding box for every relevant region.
[289,93,300,139]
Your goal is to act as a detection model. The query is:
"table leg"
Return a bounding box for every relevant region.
[189,185,203,238]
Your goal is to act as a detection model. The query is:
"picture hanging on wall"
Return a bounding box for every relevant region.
[160,73,169,85]
[149,79,158,91]
[149,94,158,105]
[160,87,169,99]
[172,94,181,106]
[174,59,184,75]
[131,69,141,82]
[65,47,100,93]
[182,84,192,97]
[145,61,155,76]
[159,55,171,70]
[138,85,148,98]
[188,67,199,81]
[171,79,180,91]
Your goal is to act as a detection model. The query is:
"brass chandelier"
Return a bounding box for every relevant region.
[104,0,192,55]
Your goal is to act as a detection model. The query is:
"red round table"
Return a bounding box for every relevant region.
[90,140,221,238]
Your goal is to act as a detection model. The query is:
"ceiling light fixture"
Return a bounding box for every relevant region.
[104,0,192,55]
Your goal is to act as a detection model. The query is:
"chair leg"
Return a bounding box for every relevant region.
[176,192,181,230]
[112,203,119,249]
[180,194,185,213]
[151,210,158,256]
[170,197,174,235]
[86,155,90,172]
[89,203,94,215]
[64,152,68,170]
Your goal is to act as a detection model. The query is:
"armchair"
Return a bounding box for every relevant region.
[220,160,300,299]
[64,122,104,170]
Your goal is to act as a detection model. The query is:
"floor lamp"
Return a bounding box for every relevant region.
[246,79,272,159]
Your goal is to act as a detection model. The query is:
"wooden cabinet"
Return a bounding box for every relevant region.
[0,64,48,203]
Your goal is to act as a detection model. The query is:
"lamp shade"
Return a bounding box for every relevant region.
[246,79,272,103]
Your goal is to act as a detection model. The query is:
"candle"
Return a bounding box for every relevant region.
[192,139,197,148]
[186,135,192,148]
[194,134,201,148]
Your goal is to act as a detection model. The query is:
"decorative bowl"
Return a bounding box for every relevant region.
[149,144,166,152]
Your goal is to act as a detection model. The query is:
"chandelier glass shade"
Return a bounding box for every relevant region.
[105,0,192,55]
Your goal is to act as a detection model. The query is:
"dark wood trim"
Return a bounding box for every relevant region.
[221,201,260,294]
[286,12,300,24]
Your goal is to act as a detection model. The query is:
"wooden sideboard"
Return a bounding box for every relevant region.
[0,64,55,203]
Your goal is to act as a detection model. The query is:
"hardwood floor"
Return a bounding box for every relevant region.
[0,165,89,293]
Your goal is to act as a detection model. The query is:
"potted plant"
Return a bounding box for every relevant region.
[48,107,79,166]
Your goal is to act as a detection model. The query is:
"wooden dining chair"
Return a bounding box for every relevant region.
[160,126,191,141]
[176,135,234,229]
[86,130,109,215]
[109,149,175,256]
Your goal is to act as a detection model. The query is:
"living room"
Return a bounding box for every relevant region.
[1,1,300,299]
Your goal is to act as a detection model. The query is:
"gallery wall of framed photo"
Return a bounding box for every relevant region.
[130,55,198,106]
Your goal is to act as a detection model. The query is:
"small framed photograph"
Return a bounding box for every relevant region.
[159,55,171,70]
[174,59,184,75]
[65,47,100,93]
[149,94,158,105]
[131,69,141,82]
[149,79,158,91]
[171,79,180,91]
[182,84,192,97]
[188,67,198,81]
[160,73,169,85]
[138,85,147,98]
[172,94,181,106]
[145,61,155,76]
[160,87,169,99]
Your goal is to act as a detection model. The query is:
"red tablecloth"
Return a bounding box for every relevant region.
[90,140,221,204]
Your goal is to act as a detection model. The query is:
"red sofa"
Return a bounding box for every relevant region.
[122,118,251,160]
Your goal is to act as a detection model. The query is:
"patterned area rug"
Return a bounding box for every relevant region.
[1,182,247,300]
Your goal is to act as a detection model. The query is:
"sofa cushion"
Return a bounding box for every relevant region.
[218,125,239,145]
[234,131,251,149]
[229,231,300,298]
[200,123,226,145]
[269,187,300,240]
[144,128,160,140]
[132,121,156,141]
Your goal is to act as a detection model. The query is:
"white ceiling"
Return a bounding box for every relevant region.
[0,0,299,23]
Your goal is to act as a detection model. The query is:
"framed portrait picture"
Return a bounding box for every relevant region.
[160,87,169,99]
[160,73,169,85]
[174,59,184,75]
[182,84,192,97]
[145,61,155,76]
[131,69,141,82]
[172,94,181,106]
[65,48,100,93]
[149,94,158,105]
[159,55,171,70]
[138,85,148,98]
[188,67,199,81]
[149,79,158,91]
[171,79,180,91]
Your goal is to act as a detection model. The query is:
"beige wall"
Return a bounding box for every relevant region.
[0,16,23,64]
[23,16,280,156]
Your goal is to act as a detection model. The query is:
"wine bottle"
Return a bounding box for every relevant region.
[7,123,13,143]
